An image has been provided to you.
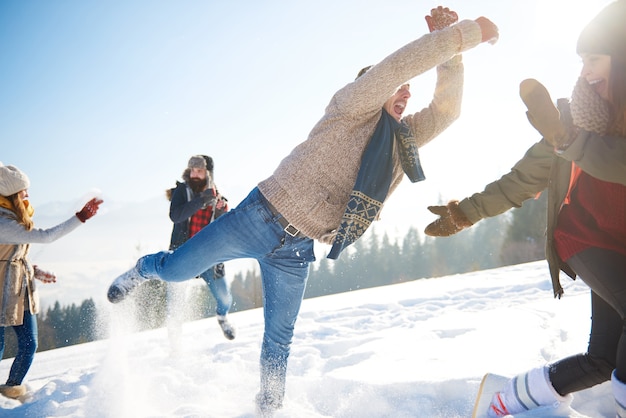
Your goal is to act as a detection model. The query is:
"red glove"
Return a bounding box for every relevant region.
[34,265,56,283]
[425,6,458,32]
[474,16,499,44]
[76,197,103,223]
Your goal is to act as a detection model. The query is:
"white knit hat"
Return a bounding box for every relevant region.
[0,162,30,197]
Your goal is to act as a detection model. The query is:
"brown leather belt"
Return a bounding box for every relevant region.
[264,199,306,238]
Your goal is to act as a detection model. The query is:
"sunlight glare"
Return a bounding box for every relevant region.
[531,0,613,48]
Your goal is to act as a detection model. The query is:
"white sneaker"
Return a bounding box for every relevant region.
[107,260,150,303]
[488,366,569,417]
[217,315,236,340]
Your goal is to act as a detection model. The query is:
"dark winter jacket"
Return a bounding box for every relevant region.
[169,181,205,250]
[167,181,228,250]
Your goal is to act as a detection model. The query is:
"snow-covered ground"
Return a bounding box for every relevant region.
[0,261,615,417]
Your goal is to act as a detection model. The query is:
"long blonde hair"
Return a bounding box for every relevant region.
[9,193,33,231]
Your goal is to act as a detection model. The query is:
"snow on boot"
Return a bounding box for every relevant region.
[255,391,282,417]
[217,315,236,340]
[0,384,26,399]
[107,258,151,303]
[488,366,570,417]
[612,370,626,418]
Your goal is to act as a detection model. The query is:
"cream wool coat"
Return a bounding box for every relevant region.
[258,19,484,244]
[0,207,82,326]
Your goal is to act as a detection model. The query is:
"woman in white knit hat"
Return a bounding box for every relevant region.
[0,163,103,400]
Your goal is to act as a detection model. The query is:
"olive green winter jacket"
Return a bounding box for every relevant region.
[458,130,626,297]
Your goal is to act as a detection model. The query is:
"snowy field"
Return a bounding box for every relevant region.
[0,261,615,417]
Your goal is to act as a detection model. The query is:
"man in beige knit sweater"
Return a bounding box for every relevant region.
[108,7,498,415]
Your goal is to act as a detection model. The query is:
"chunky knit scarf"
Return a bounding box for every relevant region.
[570,76,610,134]
[328,110,425,259]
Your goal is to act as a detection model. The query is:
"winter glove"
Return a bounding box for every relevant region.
[200,188,217,208]
[424,200,473,237]
[213,263,226,279]
[474,16,499,44]
[425,6,458,32]
[34,265,56,283]
[214,195,229,219]
[519,79,577,150]
[76,198,103,223]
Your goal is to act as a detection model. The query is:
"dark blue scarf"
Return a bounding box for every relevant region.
[328,110,425,259]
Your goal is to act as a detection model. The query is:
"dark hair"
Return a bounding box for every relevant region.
[609,56,626,135]
[355,65,372,80]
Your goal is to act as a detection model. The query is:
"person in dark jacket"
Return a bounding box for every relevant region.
[165,155,235,342]
[425,1,626,416]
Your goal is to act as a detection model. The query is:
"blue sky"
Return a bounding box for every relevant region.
[0,0,613,235]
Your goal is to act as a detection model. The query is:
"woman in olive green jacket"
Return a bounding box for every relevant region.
[424,1,626,415]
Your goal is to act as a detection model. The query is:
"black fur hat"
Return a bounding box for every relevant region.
[188,155,214,176]
[202,155,214,173]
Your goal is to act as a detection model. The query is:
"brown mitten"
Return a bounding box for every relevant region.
[520,79,573,148]
[424,200,473,237]
[425,6,458,33]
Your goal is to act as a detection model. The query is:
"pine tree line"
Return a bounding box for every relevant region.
[2,299,98,359]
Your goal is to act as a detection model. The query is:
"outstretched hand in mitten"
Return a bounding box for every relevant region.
[474,16,499,44]
[519,79,577,149]
[424,200,473,237]
[76,198,103,223]
[425,6,458,32]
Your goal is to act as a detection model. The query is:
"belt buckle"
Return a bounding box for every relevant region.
[284,224,300,237]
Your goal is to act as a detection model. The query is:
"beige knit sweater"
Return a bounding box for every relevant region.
[258,19,483,243]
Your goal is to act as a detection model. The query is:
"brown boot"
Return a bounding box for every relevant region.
[0,384,26,399]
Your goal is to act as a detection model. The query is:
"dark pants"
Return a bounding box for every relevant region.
[0,309,38,385]
[549,247,626,395]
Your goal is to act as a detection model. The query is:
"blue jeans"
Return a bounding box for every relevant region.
[139,187,315,407]
[0,309,38,385]
[200,269,232,317]
[166,268,232,320]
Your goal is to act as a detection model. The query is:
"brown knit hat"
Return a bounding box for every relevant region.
[0,163,30,197]
[577,0,626,58]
